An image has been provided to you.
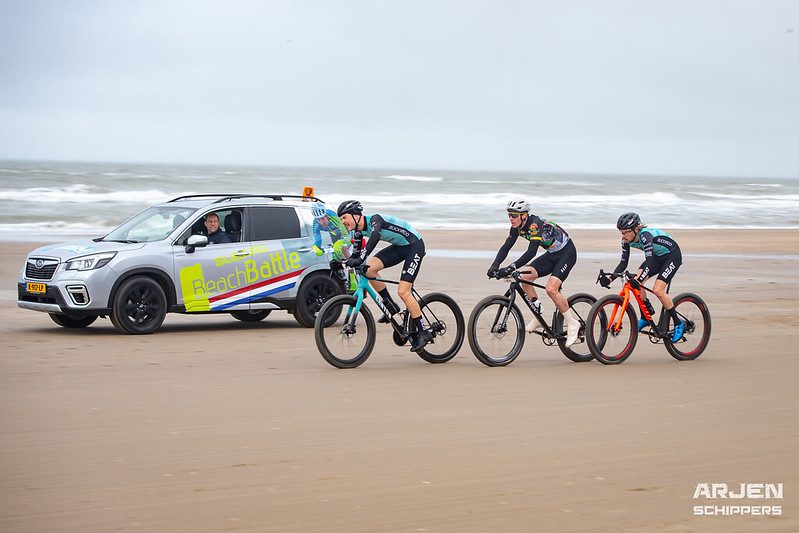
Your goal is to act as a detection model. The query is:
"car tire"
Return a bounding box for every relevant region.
[293,272,343,328]
[230,309,271,322]
[49,313,98,328]
[110,276,168,334]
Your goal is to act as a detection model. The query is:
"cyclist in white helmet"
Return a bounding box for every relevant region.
[311,202,349,259]
[487,197,581,347]
[311,201,355,290]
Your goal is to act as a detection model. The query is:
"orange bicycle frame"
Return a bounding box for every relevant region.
[607,281,653,333]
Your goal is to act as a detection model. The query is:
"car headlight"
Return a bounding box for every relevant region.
[65,252,117,271]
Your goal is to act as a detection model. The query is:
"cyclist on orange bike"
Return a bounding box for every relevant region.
[487,198,581,347]
[608,212,684,341]
[336,200,432,353]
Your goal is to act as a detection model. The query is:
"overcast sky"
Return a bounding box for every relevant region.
[1,1,797,177]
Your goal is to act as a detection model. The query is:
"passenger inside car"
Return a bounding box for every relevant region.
[172,214,186,232]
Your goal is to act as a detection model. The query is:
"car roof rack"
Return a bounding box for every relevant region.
[213,194,323,204]
[168,194,323,204]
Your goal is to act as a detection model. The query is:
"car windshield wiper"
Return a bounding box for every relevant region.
[99,239,140,244]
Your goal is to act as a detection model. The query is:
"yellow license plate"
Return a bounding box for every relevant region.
[26,282,47,294]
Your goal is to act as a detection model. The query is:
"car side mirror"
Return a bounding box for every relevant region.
[186,234,208,253]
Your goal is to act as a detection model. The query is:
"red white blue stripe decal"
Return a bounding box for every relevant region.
[209,268,306,311]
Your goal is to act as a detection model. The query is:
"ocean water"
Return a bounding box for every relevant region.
[1,160,797,238]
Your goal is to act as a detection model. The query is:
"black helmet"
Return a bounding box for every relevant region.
[616,212,641,230]
[337,200,363,217]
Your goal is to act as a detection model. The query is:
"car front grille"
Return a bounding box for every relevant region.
[26,259,59,280]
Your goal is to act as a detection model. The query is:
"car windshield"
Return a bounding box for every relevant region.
[102,206,197,242]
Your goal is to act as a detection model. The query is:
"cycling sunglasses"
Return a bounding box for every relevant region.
[507,212,525,219]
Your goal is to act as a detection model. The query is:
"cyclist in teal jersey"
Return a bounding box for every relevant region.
[337,200,431,352]
[488,198,581,347]
[608,212,684,341]
[311,202,356,290]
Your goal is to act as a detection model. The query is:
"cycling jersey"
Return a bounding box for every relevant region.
[614,227,681,279]
[360,214,422,256]
[312,209,349,258]
[491,214,570,269]
[350,214,425,283]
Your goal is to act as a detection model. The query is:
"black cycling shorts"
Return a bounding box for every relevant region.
[374,240,426,283]
[528,239,577,281]
[640,249,682,284]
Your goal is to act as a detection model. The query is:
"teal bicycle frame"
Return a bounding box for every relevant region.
[347,266,404,328]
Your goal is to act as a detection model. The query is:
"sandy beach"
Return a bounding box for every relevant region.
[1,229,797,532]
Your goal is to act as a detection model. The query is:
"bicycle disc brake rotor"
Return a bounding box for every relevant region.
[491,325,507,338]
[430,320,446,336]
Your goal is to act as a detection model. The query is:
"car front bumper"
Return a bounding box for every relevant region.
[18,266,117,316]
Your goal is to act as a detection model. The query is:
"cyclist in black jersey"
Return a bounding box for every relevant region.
[488,198,581,347]
[608,212,684,341]
[337,200,432,352]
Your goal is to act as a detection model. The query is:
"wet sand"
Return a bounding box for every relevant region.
[1,230,797,532]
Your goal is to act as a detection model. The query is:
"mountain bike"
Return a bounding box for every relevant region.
[314,264,465,368]
[586,270,711,364]
[467,270,596,366]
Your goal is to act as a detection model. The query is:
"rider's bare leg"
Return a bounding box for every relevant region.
[545,276,569,313]
[398,281,421,318]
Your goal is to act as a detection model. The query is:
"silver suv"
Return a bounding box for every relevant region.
[17,194,343,334]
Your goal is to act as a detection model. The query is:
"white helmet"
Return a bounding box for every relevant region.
[311,202,327,220]
[506,197,531,213]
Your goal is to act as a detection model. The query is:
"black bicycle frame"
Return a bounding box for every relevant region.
[496,274,564,342]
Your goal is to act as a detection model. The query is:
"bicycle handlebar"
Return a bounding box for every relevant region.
[488,269,535,280]
[597,269,644,290]
[330,260,372,277]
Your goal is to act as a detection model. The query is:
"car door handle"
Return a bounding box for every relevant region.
[298,247,314,252]
[232,250,251,257]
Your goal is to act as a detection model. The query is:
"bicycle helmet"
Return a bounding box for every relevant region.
[311,202,327,220]
[616,212,641,230]
[337,200,363,217]
[506,197,531,213]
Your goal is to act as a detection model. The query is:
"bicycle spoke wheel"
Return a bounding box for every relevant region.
[587,294,638,365]
[416,292,465,363]
[664,293,711,361]
[467,295,525,366]
[553,292,597,362]
[314,295,376,368]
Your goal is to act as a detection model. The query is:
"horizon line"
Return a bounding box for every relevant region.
[0,157,795,182]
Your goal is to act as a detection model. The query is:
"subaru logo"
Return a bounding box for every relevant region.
[35,260,44,269]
